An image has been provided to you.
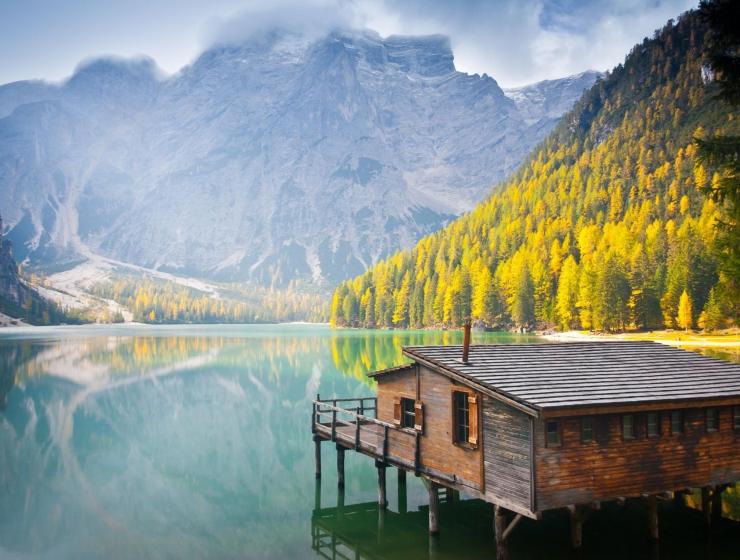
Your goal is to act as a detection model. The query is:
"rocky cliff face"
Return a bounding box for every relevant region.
[0,29,599,286]
[0,213,34,310]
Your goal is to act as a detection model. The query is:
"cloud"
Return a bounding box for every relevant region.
[202,0,366,46]
[339,0,695,87]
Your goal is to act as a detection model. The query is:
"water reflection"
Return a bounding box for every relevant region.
[0,325,737,560]
[312,493,740,560]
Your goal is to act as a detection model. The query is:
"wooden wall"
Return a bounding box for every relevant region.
[418,366,482,489]
[482,397,532,513]
[534,407,740,511]
[375,365,483,490]
[376,369,417,465]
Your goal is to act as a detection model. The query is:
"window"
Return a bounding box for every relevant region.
[581,417,594,443]
[546,420,561,446]
[706,408,719,432]
[400,397,416,429]
[671,410,683,435]
[647,412,660,438]
[734,406,740,431]
[622,414,635,440]
[452,390,478,446]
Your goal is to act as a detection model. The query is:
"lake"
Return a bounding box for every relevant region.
[0,324,738,559]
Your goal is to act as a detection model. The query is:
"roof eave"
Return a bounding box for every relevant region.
[366,363,416,378]
[402,347,540,418]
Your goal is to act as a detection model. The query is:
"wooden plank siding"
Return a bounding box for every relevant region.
[417,365,483,490]
[533,406,740,511]
[375,365,483,491]
[482,396,533,513]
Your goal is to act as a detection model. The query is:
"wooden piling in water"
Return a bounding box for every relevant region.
[494,504,508,560]
[568,505,584,549]
[712,485,723,526]
[313,435,322,479]
[702,486,712,527]
[428,480,440,534]
[336,444,345,489]
[376,460,387,509]
[647,495,659,540]
[398,469,407,514]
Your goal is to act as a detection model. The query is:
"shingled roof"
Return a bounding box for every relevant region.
[401,342,740,413]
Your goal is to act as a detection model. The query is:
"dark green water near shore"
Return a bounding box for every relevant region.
[0,324,737,559]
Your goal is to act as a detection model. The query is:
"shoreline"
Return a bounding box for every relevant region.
[542,330,740,348]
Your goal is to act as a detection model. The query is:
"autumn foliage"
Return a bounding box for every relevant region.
[331,12,737,332]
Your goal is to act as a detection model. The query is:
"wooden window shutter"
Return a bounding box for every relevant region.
[393,398,401,425]
[414,401,424,432]
[468,394,479,445]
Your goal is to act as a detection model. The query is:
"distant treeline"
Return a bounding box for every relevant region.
[331,12,738,332]
[92,276,328,324]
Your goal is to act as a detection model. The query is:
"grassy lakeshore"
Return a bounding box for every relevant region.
[543,329,740,362]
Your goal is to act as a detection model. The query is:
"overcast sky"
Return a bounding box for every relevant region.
[0,0,697,88]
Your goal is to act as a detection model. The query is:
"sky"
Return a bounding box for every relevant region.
[0,0,697,88]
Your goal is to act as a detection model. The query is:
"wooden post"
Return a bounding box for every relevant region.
[569,506,583,549]
[711,485,723,526]
[428,480,440,534]
[702,486,712,527]
[354,407,361,450]
[647,495,659,540]
[314,478,321,511]
[376,460,387,509]
[398,469,407,514]
[336,444,345,489]
[494,504,508,560]
[337,485,345,511]
[313,435,322,479]
[331,400,337,441]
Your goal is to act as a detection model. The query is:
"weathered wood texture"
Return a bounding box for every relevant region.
[376,372,416,465]
[376,370,416,424]
[534,407,740,511]
[417,365,483,488]
[483,396,532,511]
[375,365,483,490]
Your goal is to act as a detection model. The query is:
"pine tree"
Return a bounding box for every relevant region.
[392,272,411,327]
[677,289,693,331]
[511,264,535,329]
[556,255,579,330]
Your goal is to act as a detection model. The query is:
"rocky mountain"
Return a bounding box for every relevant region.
[0,213,30,309]
[0,212,66,325]
[504,70,603,132]
[0,29,599,287]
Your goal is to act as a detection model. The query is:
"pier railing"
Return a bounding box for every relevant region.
[312,395,422,473]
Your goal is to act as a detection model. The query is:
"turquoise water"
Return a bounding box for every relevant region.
[0,324,737,559]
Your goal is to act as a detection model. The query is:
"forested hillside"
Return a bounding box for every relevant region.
[331,11,738,332]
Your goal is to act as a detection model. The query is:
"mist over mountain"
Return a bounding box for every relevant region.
[0,28,598,287]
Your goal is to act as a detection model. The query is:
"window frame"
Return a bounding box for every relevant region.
[646,411,661,438]
[400,397,416,429]
[581,417,594,443]
[546,419,562,447]
[705,408,719,433]
[451,389,479,448]
[670,410,684,436]
[453,390,469,443]
[622,414,636,440]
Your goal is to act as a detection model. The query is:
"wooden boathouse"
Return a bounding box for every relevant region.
[311,331,740,555]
